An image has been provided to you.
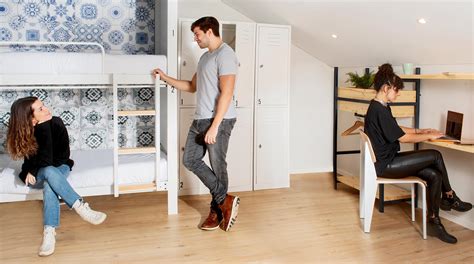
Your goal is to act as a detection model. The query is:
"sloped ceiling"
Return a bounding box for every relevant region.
[222,0,474,67]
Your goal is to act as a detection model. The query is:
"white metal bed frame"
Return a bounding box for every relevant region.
[0,42,178,214]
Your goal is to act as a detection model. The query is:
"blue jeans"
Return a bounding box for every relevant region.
[30,164,81,227]
[183,118,236,204]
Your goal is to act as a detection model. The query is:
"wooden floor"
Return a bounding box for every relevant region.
[1,173,473,263]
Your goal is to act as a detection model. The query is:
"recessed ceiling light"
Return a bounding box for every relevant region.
[331,34,338,39]
[418,18,427,24]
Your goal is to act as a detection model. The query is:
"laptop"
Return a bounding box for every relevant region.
[431,111,474,144]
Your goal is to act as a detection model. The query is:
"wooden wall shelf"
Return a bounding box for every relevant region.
[400,72,474,80]
[337,87,416,118]
[338,87,416,102]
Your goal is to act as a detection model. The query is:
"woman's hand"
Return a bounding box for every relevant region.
[25,173,36,186]
[420,128,441,134]
[427,131,444,140]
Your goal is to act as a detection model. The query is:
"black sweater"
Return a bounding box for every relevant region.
[364,100,405,176]
[19,116,74,183]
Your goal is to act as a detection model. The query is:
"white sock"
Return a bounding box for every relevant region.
[72,199,82,209]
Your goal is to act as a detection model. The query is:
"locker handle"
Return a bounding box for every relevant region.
[181,147,185,151]
[258,144,262,148]
[259,64,264,68]
[183,60,187,66]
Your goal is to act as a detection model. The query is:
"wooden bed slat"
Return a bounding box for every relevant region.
[118,147,157,155]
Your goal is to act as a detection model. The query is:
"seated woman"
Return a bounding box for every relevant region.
[364,64,472,244]
[7,97,107,257]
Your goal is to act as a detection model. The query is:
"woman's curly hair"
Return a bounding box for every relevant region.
[7,96,38,160]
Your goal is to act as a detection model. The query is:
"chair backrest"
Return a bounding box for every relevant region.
[359,131,377,163]
[359,131,378,182]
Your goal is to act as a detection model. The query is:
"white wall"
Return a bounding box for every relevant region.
[178,0,253,22]
[337,64,474,229]
[290,46,333,173]
[418,64,474,230]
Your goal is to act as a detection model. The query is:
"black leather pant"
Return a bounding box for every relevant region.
[381,149,452,217]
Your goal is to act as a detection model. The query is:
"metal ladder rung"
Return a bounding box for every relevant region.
[118,147,156,155]
[117,110,156,116]
[118,183,156,193]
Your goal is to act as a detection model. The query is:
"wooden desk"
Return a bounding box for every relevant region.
[423,141,474,154]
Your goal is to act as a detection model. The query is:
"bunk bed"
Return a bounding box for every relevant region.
[0,42,178,214]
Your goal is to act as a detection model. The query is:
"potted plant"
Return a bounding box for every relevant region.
[346,71,375,89]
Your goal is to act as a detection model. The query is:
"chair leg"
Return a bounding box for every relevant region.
[364,180,377,233]
[411,183,415,222]
[421,184,427,239]
[360,174,365,219]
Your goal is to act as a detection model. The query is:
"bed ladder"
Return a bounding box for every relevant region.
[112,74,163,197]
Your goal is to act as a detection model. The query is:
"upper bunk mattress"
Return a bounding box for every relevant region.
[0,52,167,74]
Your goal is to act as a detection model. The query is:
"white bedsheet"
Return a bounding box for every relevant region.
[0,149,167,195]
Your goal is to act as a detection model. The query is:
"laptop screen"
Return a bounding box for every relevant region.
[446,111,463,140]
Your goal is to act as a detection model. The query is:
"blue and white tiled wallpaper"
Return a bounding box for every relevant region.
[0,0,156,54]
[0,0,161,154]
[0,87,158,153]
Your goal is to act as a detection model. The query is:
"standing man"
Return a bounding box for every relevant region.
[152,16,240,232]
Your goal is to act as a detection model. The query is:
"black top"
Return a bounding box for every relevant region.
[19,116,74,182]
[364,100,405,176]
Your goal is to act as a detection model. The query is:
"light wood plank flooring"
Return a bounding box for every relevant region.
[1,173,473,263]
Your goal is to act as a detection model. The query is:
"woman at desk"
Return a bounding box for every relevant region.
[364,63,472,244]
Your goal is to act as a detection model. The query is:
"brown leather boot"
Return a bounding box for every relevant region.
[200,207,222,231]
[218,194,240,232]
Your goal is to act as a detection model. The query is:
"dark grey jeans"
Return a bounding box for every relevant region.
[183,118,236,204]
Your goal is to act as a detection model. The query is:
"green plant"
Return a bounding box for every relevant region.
[346,71,375,89]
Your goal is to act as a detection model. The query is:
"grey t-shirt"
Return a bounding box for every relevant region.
[195,42,238,119]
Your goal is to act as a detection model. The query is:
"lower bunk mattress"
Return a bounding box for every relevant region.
[0,149,167,196]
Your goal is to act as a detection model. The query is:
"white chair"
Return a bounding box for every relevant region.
[359,131,427,239]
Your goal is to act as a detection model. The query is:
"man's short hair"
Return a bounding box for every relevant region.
[191,16,220,37]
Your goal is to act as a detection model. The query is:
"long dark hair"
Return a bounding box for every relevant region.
[374,63,404,92]
[7,96,39,160]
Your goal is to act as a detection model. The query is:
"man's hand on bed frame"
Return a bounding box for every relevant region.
[152,68,197,93]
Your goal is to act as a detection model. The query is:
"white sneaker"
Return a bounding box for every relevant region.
[73,200,107,225]
[38,226,55,257]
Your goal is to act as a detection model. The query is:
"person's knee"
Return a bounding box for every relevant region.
[424,169,442,187]
[42,166,61,181]
[426,149,443,160]
[183,154,199,171]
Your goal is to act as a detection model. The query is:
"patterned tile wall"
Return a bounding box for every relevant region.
[0,87,157,153]
[0,0,160,154]
[0,0,156,54]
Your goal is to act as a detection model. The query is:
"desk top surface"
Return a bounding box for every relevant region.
[423,141,474,154]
